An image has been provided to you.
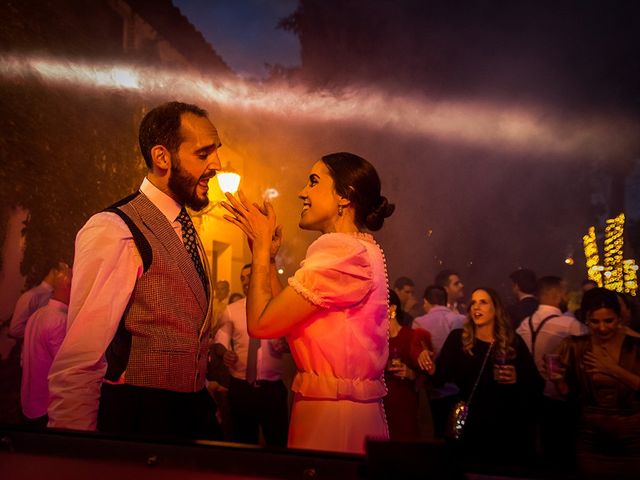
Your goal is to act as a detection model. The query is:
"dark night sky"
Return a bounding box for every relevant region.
[172,0,300,78]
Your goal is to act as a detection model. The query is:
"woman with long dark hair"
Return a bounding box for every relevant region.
[432,287,543,468]
[384,289,433,441]
[222,152,394,454]
[553,287,640,478]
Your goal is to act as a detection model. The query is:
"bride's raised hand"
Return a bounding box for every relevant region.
[221,190,278,250]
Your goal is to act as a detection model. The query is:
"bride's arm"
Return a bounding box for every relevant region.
[222,191,319,338]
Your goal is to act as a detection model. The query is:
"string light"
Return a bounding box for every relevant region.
[582,226,602,286]
[623,259,638,296]
[583,213,637,296]
[603,213,624,292]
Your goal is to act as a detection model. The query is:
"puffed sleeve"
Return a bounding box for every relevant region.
[288,233,373,309]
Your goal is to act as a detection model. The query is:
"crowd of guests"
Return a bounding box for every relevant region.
[384,270,640,477]
[9,255,640,476]
[3,101,639,478]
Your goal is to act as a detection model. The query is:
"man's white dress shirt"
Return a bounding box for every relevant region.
[414,305,464,398]
[21,299,67,418]
[214,298,285,382]
[48,178,183,430]
[9,281,54,339]
[413,306,465,357]
[516,304,588,399]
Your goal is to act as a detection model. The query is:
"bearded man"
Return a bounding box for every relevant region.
[48,102,222,439]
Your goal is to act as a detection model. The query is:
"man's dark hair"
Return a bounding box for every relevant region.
[423,285,447,306]
[394,276,414,289]
[537,276,564,296]
[434,269,458,288]
[138,101,208,169]
[509,269,537,295]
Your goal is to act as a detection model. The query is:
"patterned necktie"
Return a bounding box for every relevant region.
[245,337,261,385]
[176,207,209,294]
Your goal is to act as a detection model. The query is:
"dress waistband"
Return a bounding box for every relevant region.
[292,371,387,401]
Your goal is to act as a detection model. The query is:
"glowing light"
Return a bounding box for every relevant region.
[623,259,638,296]
[21,57,142,90]
[263,188,279,200]
[603,213,625,292]
[216,172,241,193]
[583,213,637,295]
[582,226,603,286]
[96,67,140,89]
[564,257,574,265]
[277,268,284,275]
[1,54,638,157]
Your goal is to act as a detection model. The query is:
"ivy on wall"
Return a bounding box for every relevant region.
[0,80,146,288]
[0,1,154,288]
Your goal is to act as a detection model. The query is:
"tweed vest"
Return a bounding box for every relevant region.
[105,192,212,392]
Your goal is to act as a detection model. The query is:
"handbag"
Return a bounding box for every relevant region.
[446,341,493,440]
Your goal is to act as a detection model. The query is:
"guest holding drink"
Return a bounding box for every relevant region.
[431,287,543,469]
[552,287,640,478]
[384,289,433,441]
[222,152,394,454]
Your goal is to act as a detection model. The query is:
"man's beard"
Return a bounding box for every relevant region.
[168,155,210,211]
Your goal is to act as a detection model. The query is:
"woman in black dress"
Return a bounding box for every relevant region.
[433,287,543,469]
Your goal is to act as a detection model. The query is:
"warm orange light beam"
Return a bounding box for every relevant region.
[2,54,638,158]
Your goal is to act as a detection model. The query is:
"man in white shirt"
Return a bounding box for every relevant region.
[9,260,69,340]
[214,264,289,446]
[48,102,222,439]
[21,263,72,427]
[516,275,587,468]
[413,285,464,438]
[414,286,465,356]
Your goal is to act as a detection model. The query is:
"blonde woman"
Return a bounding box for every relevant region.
[432,287,543,468]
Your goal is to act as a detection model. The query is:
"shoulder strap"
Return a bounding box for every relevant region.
[528,314,560,359]
[467,341,493,406]
[102,192,150,381]
[103,192,152,273]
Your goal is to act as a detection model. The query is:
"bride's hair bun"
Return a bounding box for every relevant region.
[321,152,394,232]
